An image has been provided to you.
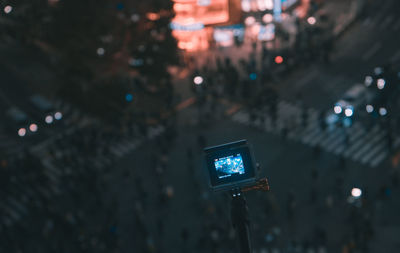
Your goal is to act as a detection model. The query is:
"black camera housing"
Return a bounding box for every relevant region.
[204,140,257,191]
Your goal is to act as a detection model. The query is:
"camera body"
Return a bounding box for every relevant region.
[204,140,257,191]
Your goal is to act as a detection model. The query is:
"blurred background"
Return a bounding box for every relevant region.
[1,0,400,252]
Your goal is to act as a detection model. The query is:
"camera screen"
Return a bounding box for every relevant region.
[214,154,245,179]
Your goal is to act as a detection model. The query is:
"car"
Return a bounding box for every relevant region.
[6,107,38,137]
[29,94,63,125]
[364,64,400,118]
[326,84,374,127]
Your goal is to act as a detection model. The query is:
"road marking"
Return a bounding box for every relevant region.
[344,126,379,157]
[352,131,385,161]
[361,141,386,164]
[370,150,388,167]
[309,130,331,147]
[362,42,382,61]
[319,128,342,149]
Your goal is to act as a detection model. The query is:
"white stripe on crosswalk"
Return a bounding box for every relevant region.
[370,150,388,168]
[351,131,386,161]
[349,123,365,141]
[319,128,343,149]
[361,141,387,164]
[332,125,366,155]
[230,99,392,167]
[309,130,332,147]
[325,134,345,152]
[345,126,380,157]
[302,127,322,144]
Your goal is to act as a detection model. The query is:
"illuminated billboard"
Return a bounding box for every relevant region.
[172,0,230,27]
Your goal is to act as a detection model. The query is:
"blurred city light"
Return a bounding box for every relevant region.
[146,12,160,21]
[377,78,385,89]
[245,16,256,26]
[54,112,63,120]
[116,2,124,10]
[97,47,105,56]
[379,107,387,116]
[275,56,283,64]
[241,0,251,12]
[264,0,274,10]
[351,188,362,198]
[334,105,342,114]
[344,108,353,117]
[250,73,257,80]
[4,5,12,14]
[125,93,133,102]
[263,13,274,23]
[194,76,204,85]
[374,67,383,76]
[45,115,54,124]
[364,76,373,86]
[18,128,26,137]
[198,0,211,6]
[131,14,140,22]
[307,16,316,25]
[29,123,38,132]
[366,104,374,113]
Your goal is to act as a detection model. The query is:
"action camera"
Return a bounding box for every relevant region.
[204,140,257,191]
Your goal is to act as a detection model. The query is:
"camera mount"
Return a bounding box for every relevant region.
[230,178,270,253]
[204,140,270,252]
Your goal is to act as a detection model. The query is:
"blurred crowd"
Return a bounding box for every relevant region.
[1,0,400,252]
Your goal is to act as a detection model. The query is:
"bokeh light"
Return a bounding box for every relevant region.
[4,5,12,14]
[193,76,204,85]
[18,128,26,137]
[275,56,283,64]
[351,188,362,198]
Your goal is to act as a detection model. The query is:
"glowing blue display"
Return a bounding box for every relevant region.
[214,154,245,179]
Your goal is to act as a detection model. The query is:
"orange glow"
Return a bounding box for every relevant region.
[171,0,244,51]
[172,0,231,51]
[173,28,211,51]
[172,0,229,27]
[275,56,283,64]
[146,12,160,21]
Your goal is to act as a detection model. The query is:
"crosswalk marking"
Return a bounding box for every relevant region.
[230,99,393,167]
[361,141,387,164]
[345,126,380,157]
[370,150,388,167]
[325,133,344,152]
[319,128,342,149]
[352,131,385,161]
